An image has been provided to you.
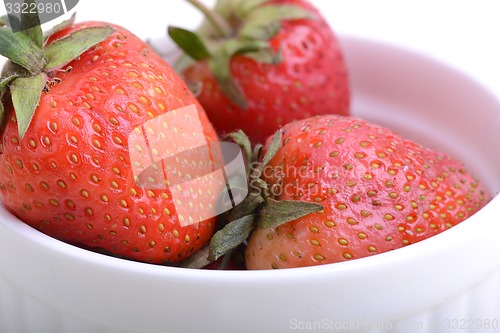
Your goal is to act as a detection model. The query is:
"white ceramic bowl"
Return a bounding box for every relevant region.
[1,33,500,333]
[2,0,500,329]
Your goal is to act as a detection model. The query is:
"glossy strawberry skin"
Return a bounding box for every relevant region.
[245,115,491,269]
[0,22,219,264]
[181,0,349,143]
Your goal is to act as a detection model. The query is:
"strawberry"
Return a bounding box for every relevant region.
[0,9,220,264]
[244,115,491,269]
[201,115,491,269]
[168,0,349,143]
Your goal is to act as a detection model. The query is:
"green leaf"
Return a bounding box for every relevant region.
[257,129,282,174]
[208,214,255,261]
[0,74,18,91]
[213,0,237,18]
[226,38,269,55]
[0,74,19,100]
[236,0,269,17]
[209,49,246,109]
[0,104,4,127]
[10,73,46,139]
[185,0,233,38]
[209,38,268,109]
[168,26,211,61]
[225,130,252,165]
[44,26,114,71]
[240,20,280,41]
[0,27,46,73]
[257,198,324,229]
[245,47,282,64]
[0,15,11,27]
[229,191,265,221]
[0,75,18,127]
[43,13,76,44]
[240,4,315,41]
[251,143,263,165]
[20,0,43,48]
[0,103,4,128]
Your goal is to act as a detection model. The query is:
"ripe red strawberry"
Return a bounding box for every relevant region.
[244,115,491,269]
[168,0,349,143]
[0,13,219,264]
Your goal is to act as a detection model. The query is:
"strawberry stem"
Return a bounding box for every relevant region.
[171,0,314,108]
[184,0,233,38]
[206,129,324,263]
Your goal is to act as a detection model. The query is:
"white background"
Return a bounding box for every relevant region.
[1,0,500,100]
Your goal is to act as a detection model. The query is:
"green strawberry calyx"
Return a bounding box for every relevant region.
[168,0,315,109]
[181,129,324,269]
[0,1,114,139]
